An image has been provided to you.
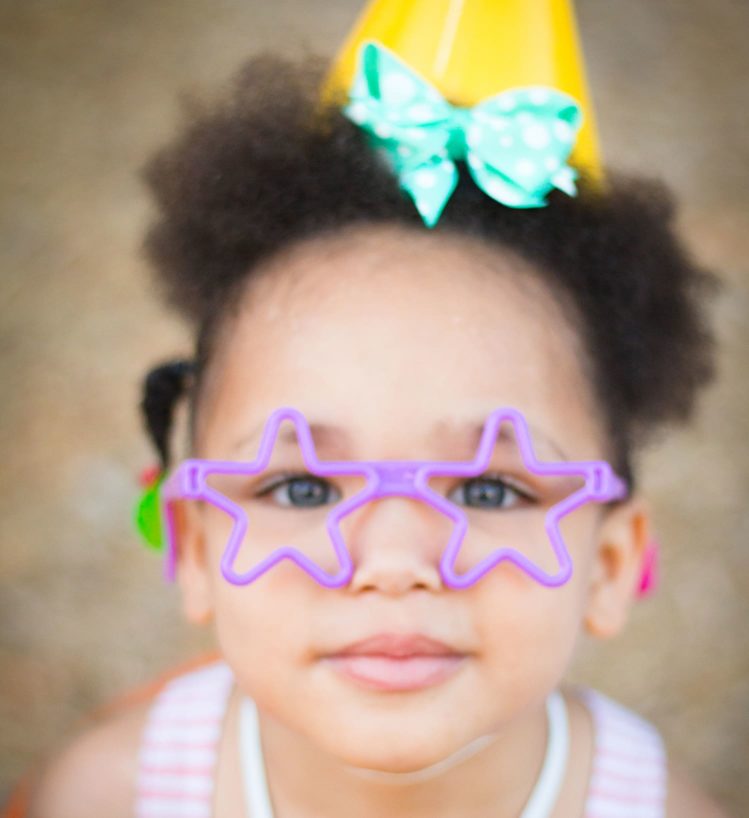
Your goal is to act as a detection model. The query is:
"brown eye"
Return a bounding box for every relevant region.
[257,473,342,508]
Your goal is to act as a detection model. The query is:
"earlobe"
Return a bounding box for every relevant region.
[172,501,215,625]
[583,495,652,639]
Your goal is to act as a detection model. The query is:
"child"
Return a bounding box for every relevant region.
[17,2,731,817]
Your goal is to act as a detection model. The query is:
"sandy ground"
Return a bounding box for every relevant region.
[1,0,747,813]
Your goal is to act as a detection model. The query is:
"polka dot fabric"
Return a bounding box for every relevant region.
[343,40,583,227]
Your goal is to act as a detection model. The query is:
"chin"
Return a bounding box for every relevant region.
[342,749,454,777]
[320,723,491,780]
[342,737,498,782]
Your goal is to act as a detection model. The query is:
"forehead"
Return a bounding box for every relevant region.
[195,225,605,460]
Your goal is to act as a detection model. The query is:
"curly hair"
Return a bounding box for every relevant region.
[137,52,720,494]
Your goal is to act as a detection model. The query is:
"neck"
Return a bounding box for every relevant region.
[254,696,550,818]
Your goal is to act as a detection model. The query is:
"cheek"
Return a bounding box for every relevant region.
[469,564,586,705]
[210,560,319,714]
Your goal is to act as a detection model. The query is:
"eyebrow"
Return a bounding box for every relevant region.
[231,416,570,462]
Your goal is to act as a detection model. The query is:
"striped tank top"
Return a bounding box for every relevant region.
[135,660,668,818]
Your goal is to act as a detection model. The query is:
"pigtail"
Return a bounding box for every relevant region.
[139,359,195,470]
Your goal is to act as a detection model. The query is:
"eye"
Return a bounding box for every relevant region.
[447,474,535,510]
[255,472,342,508]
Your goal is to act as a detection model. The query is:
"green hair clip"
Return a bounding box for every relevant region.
[134,465,166,551]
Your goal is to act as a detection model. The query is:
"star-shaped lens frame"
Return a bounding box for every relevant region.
[159,406,628,589]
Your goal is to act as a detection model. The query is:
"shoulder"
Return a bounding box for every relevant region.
[22,654,230,818]
[27,699,151,818]
[665,760,732,818]
[573,686,732,818]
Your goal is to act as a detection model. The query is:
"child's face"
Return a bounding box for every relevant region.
[178,224,645,772]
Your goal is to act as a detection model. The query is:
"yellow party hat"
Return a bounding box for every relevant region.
[321,0,603,181]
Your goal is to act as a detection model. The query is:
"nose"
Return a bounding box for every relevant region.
[343,493,448,594]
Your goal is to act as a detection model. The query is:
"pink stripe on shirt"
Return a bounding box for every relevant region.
[135,662,234,818]
[580,687,667,818]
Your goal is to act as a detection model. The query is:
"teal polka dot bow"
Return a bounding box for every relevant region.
[343,40,584,228]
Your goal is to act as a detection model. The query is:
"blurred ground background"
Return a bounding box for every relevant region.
[1,0,747,813]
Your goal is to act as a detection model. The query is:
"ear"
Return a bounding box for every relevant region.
[583,494,652,639]
[172,500,214,625]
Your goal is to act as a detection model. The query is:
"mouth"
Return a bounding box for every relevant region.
[321,632,468,692]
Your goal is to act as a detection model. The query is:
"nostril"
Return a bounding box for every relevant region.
[348,558,444,595]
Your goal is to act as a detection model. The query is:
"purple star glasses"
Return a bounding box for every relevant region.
[156,406,632,590]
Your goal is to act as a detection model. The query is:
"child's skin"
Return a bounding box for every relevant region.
[29,224,728,817]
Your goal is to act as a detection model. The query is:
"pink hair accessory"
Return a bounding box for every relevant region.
[636,538,659,598]
[138,464,162,488]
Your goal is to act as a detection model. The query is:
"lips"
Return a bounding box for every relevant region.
[322,632,467,692]
[330,632,461,658]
